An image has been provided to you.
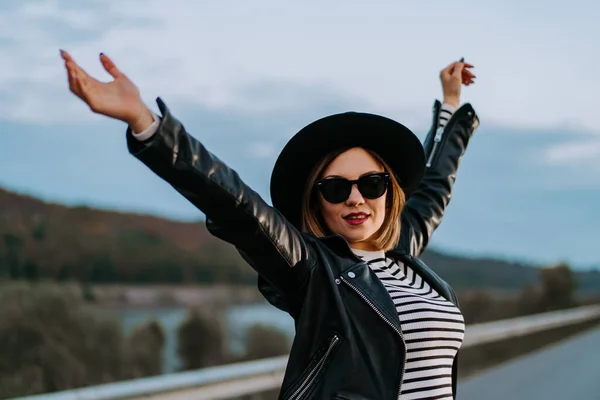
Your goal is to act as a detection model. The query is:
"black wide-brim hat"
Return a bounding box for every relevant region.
[270,111,426,229]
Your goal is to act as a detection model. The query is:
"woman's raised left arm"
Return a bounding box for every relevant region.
[60,50,317,316]
[398,60,480,256]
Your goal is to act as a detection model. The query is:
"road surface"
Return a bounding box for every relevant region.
[458,325,600,400]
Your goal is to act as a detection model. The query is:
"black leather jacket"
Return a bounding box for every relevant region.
[127,98,480,400]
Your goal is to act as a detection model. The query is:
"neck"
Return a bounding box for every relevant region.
[351,247,385,260]
[349,241,379,252]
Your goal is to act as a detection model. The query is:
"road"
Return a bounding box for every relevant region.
[458,325,600,400]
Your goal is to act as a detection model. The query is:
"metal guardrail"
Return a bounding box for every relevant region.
[11,304,600,400]
[463,303,600,347]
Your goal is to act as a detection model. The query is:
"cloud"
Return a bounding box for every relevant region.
[2,0,600,131]
[2,0,600,267]
[3,91,600,266]
[249,142,277,158]
[0,0,161,124]
[542,138,600,166]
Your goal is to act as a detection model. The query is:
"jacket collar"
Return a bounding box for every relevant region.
[319,234,456,306]
[259,234,457,317]
[389,249,457,306]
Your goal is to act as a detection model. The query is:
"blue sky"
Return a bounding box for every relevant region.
[1,0,599,269]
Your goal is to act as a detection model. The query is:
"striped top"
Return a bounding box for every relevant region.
[352,249,465,400]
[438,103,455,128]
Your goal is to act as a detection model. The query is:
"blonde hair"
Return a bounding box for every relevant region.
[300,147,406,251]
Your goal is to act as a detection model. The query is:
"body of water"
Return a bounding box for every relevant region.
[113,302,295,373]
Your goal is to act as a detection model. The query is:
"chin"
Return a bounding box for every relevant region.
[343,231,374,244]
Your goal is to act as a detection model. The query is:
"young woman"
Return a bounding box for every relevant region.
[61,49,478,400]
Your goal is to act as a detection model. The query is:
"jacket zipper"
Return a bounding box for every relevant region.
[287,334,340,400]
[340,276,406,399]
[426,126,445,167]
[426,105,474,169]
[425,102,442,168]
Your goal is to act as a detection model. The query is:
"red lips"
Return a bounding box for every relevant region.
[343,212,370,226]
[343,212,369,219]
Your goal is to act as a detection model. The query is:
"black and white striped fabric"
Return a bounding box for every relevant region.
[353,249,465,400]
[438,104,455,129]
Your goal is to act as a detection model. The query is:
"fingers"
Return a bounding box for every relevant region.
[441,59,472,78]
[452,62,464,78]
[441,58,475,78]
[99,53,122,79]
[66,63,79,96]
[458,58,474,68]
[440,61,457,78]
[462,69,473,81]
[461,65,476,85]
[61,50,80,96]
[60,50,93,101]
[64,59,83,99]
[457,58,476,85]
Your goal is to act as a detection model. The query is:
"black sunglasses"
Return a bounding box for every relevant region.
[315,172,390,204]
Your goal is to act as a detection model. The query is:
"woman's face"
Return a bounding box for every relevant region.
[318,147,387,251]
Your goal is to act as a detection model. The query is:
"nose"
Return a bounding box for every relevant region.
[345,184,365,206]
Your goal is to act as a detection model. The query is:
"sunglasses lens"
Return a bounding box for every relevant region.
[316,173,389,203]
[358,174,388,199]
[318,179,350,203]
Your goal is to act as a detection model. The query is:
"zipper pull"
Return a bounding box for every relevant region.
[433,126,444,142]
[426,126,446,167]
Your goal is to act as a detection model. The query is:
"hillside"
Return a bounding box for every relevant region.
[1,187,599,293]
[0,187,252,284]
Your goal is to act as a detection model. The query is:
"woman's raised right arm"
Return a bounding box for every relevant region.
[127,98,315,294]
[60,51,316,311]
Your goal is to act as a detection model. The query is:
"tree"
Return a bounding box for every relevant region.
[177,308,229,370]
[457,290,495,324]
[57,263,74,281]
[87,254,118,283]
[125,321,165,378]
[22,261,39,282]
[0,283,124,397]
[0,282,168,398]
[517,284,543,316]
[32,219,48,241]
[539,263,576,311]
[4,234,23,279]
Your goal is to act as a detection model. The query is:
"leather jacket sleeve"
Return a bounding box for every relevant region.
[125,98,315,300]
[398,100,480,256]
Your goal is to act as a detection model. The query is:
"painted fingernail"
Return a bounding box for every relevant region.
[459,57,465,62]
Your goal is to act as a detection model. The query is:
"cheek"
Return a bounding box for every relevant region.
[319,199,346,229]
[319,200,337,222]
[370,197,387,222]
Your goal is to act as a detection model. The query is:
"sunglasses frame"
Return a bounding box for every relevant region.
[314,172,391,204]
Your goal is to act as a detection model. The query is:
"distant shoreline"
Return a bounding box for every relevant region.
[86,283,265,308]
[0,281,265,308]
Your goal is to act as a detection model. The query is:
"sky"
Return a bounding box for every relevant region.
[1,0,599,269]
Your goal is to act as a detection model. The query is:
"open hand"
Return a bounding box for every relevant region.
[60,50,153,130]
[439,59,475,108]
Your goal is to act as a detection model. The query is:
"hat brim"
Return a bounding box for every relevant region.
[270,112,426,229]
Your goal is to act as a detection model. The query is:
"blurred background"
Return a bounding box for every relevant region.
[1,1,600,399]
